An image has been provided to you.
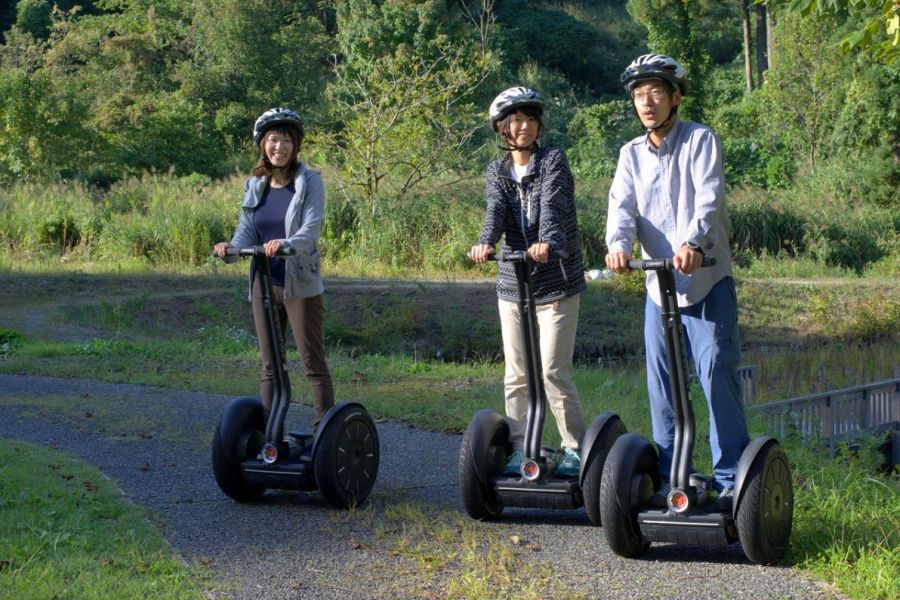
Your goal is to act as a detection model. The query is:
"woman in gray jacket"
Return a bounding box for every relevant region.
[214,107,333,427]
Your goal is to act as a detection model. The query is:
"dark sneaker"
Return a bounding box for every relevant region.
[649,482,670,507]
[715,487,734,512]
[556,448,581,477]
[504,450,523,475]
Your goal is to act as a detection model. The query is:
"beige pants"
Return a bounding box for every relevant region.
[499,293,585,451]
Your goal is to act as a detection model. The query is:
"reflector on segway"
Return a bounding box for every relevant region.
[262,443,278,464]
[668,489,689,513]
[522,459,540,481]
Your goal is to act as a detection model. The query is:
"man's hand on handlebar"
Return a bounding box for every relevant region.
[605,251,631,274]
[673,244,703,275]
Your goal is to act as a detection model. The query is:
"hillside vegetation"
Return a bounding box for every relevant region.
[0,1,897,275]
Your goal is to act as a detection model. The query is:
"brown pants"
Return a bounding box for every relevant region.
[251,277,334,426]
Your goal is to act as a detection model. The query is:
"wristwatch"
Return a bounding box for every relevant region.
[685,241,704,255]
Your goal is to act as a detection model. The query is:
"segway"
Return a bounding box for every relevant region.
[458,250,626,523]
[599,258,792,564]
[211,245,379,509]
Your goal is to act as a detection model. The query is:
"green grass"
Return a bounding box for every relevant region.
[789,438,900,600]
[0,438,210,599]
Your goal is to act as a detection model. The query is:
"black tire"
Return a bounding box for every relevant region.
[582,416,627,526]
[211,397,266,502]
[736,443,793,565]
[458,417,507,520]
[599,433,657,557]
[314,406,380,509]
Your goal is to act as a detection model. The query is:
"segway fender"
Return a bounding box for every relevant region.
[465,409,510,483]
[311,402,371,457]
[733,436,778,518]
[579,412,625,484]
[217,396,265,463]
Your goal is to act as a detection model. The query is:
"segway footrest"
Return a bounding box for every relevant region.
[242,460,315,491]
[637,509,737,545]
[493,477,583,509]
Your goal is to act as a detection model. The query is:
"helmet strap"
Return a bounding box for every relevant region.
[631,103,679,136]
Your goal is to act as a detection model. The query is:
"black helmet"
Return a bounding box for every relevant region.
[253,107,304,147]
[488,86,544,132]
[621,54,688,95]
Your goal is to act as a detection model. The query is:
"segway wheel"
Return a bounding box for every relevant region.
[458,412,508,520]
[736,442,793,565]
[211,396,266,502]
[314,405,380,509]
[599,433,657,557]
[582,415,627,526]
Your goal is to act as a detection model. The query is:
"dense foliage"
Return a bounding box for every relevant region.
[0,0,897,273]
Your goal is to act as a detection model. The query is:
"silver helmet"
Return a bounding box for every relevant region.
[621,54,688,95]
[252,107,304,147]
[488,86,544,132]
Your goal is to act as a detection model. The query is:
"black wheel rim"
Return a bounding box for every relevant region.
[335,417,378,497]
[762,453,792,548]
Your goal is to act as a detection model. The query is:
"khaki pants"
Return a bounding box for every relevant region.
[252,277,334,426]
[498,293,585,451]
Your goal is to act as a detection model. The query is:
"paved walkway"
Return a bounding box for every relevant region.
[0,374,842,599]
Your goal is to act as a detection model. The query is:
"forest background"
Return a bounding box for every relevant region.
[0,0,897,277]
[0,3,898,597]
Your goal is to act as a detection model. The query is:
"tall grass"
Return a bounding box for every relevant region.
[1,174,896,276]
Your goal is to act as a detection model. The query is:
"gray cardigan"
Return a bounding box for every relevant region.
[227,162,325,299]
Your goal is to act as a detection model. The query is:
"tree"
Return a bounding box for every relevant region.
[626,0,712,121]
[321,0,495,216]
[742,0,754,91]
[756,2,769,80]
[769,0,899,64]
[761,11,850,165]
[177,0,331,147]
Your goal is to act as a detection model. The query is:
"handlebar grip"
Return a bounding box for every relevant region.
[476,249,570,263]
[218,245,298,258]
[627,256,717,271]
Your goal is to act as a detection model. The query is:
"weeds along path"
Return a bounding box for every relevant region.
[0,373,844,600]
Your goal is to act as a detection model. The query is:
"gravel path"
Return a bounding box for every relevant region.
[0,374,843,599]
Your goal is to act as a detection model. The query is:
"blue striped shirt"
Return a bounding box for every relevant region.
[605,119,733,307]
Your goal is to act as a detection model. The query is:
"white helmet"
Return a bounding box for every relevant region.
[488,86,544,132]
[253,107,304,147]
[620,54,688,95]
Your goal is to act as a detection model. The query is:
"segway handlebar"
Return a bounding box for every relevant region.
[472,249,570,263]
[627,256,716,271]
[220,245,298,258]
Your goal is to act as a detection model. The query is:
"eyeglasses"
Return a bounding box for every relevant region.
[631,88,668,103]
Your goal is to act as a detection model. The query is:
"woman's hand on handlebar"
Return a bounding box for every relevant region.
[527,242,550,264]
[470,243,495,264]
[263,240,285,257]
[213,242,232,258]
[673,244,703,275]
[605,251,631,274]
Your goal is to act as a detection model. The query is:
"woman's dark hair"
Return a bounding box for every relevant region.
[498,105,544,140]
[252,125,303,181]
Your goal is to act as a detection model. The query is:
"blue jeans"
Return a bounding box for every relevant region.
[644,276,749,491]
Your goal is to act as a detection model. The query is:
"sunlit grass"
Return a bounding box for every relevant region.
[0,438,211,598]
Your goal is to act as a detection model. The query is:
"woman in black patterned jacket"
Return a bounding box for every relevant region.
[470,86,587,477]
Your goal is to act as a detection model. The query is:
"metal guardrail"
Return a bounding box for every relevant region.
[689,365,757,405]
[748,378,900,450]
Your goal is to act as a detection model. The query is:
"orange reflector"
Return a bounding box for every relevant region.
[670,490,688,511]
[522,460,539,480]
[264,445,278,463]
